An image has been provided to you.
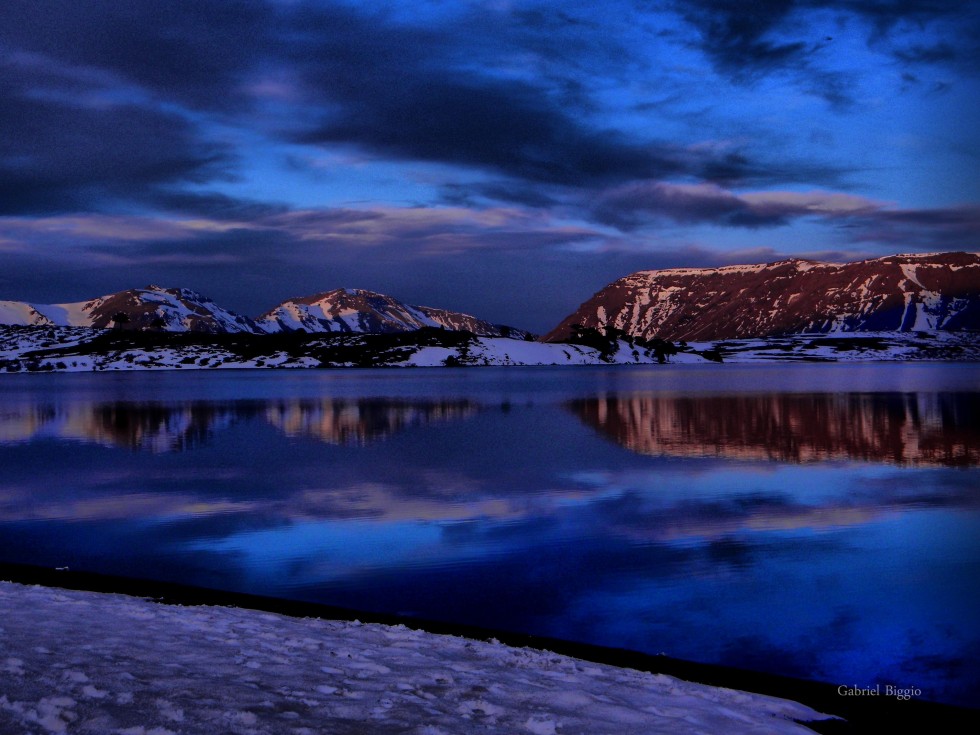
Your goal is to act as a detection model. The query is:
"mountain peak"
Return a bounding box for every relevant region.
[257,288,527,337]
[0,286,258,333]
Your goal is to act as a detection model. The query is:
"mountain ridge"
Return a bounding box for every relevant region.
[256,288,529,338]
[0,286,529,339]
[0,285,259,334]
[544,252,980,342]
[3,252,978,343]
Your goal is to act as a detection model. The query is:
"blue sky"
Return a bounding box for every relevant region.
[1,0,978,331]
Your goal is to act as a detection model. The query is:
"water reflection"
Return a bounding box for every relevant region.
[0,369,977,706]
[4,392,977,466]
[569,393,980,466]
[265,399,479,445]
[0,402,244,452]
[0,398,480,451]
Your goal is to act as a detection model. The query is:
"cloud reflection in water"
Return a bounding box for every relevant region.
[0,382,977,705]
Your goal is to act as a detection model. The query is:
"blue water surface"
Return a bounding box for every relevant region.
[0,363,977,706]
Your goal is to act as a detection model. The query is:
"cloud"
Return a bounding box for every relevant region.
[31,0,681,186]
[148,192,292,222]
[0,55,232,215]
[893,41,959,65]
[0,0,815,215]
[842,205,980,249]
[439,181,565,210]
[592,181,883,229]
[0,0,270,111]
[0,0,870,219]
[0,201,614,324]
[840,0,969,39]
[675,0,973,68]
[672,0,811,80]
[0,215,218,244]
[292,54,680,185]
[592,179,980,249]
[672,0,977,105]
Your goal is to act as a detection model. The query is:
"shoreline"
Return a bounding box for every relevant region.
[3,562,976,733]
[3,324,978,373]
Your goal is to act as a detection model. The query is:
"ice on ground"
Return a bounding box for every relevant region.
[0,582,830,734]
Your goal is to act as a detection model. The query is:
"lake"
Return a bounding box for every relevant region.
[1,364,977,706]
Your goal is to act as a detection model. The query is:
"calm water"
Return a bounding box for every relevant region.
[1,364,978,706]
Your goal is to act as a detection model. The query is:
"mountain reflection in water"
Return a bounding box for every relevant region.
[0,398,480,451]
[4,392,977,466]
[569,392,980,466]
[0,402,246,452]
[265,399,479,445]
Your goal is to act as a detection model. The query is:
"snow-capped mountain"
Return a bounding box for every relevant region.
[545,252,980,342]
[0,285,529,338]
[257,288,528,337]
[0,286,260,334]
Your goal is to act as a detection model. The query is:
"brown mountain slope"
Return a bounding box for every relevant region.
[545,252,980,342]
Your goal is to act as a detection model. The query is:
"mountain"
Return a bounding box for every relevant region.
[0,285,260,334]
[545,252,980,342]
[256,288,529,337]
[0,285,530,338]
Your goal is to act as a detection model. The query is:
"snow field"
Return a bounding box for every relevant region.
[0,582,830,734]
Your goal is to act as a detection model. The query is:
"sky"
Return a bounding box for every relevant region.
[1,0,978,333]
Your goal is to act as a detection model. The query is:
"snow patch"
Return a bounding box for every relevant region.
[0,582,831,735]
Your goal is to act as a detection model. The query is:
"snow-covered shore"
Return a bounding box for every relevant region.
[4,323,977,372]
[0,582,830,734]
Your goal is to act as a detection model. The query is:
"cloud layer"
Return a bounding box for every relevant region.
[0,0,977,330]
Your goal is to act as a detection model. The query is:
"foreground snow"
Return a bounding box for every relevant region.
[0,582,829,734]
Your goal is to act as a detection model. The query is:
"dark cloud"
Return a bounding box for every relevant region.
[271,3,835,188]
[0,0,861,218]
[592,181,881,230]
[292,50,681,184]
[856,1,980,74]
[0,0,269,111]
[694,149,854,190]
[843,206,980,249]
[839,0,969,39]
[675,0,972,65]
[672,0,809,79]
[594,182,750,229]
[893,41,959,65]
[0,101,229,215]
[441,148,855,212]
[0,54,232,214]
[593,179,980,249]
[672,0,976,105]
[148,191,291,221]
[0,0,787,211]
